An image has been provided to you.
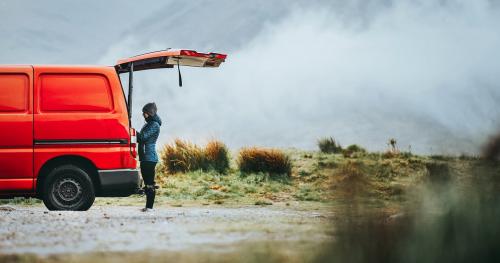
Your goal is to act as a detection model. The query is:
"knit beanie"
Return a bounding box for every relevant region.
[142,102,157,116]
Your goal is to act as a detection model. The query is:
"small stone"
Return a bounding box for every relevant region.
[0,205,16,211]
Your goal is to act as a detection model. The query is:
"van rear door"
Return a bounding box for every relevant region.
[115,49,226,126]
[115,49,227,73]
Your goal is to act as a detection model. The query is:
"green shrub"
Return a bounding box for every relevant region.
[237,147,292,176]
[346,144,366,153]
[318,137,342,153]
[342,144,367,157]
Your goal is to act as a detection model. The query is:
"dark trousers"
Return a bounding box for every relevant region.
[140,161,157,209]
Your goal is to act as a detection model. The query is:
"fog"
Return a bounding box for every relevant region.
[2,0,500,154]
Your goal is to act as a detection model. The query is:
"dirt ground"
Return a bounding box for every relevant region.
[0,202,334,263]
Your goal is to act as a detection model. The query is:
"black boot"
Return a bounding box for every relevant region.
[145,184,156,209]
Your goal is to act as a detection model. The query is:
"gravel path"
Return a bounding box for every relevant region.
[0,205,332,256]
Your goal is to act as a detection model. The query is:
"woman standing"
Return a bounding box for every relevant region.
[137,102,162,212]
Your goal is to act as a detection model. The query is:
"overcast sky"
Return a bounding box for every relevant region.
[2,0,500,154]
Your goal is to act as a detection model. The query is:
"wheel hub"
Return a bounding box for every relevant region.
[54,178,82,202]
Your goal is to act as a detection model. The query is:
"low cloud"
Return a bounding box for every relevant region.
[102,0,500,154]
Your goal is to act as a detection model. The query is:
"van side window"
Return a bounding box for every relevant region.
[0,74,29,112]
[40,74,113,112]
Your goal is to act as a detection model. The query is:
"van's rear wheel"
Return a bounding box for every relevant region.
[42,165,95,211]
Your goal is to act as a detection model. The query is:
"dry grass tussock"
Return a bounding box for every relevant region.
[204,140,230,173]
[161,139,206,174]
[161,139,231,174]
[237,147,292,176]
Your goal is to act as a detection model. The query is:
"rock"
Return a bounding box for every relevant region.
[0,205,16,211]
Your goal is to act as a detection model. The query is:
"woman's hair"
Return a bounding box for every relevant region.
[142,102,157,116]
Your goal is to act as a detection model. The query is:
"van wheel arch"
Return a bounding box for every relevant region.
[36,155,100,198]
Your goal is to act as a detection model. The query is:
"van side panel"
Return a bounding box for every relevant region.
[33,66,135,180]
[0,66,34,193]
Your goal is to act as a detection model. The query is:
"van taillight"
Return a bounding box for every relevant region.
[130,128,137,158]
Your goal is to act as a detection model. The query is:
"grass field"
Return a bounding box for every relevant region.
[148,149,485,206]
[2,149,484,208]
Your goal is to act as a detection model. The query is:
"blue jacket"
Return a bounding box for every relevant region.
[137,114,162,162]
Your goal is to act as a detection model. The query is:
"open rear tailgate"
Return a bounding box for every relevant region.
[115,49,227,73]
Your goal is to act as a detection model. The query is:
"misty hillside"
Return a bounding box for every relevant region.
[1,0,500,154]
[0,0,390,64]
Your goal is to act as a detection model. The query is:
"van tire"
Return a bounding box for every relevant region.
[42,164,95,211]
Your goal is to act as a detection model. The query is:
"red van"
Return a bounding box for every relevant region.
[0,49,226,211]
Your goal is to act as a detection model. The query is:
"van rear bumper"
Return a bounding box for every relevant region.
[97,169,140,197]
